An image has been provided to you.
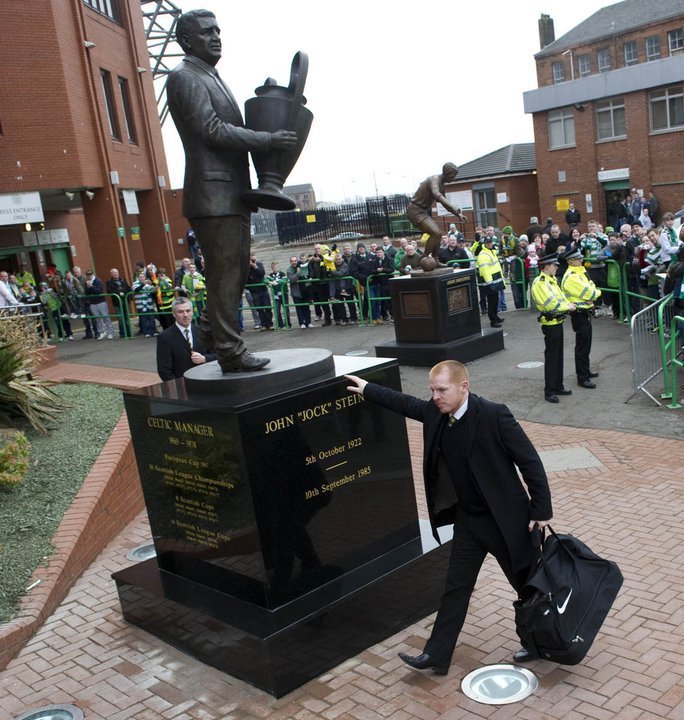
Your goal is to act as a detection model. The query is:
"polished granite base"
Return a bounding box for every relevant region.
[375,327,504,367]
[113,521,452,697]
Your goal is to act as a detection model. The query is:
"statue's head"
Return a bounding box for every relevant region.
[176,10,221,65]
[442,162,459,181]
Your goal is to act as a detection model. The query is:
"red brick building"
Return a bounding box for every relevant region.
[523,0,684,229]
[0,0,174,281]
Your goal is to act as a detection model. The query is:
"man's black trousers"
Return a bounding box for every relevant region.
[423,508,530,666]
[570,313,592,382]
[542,323,564,394]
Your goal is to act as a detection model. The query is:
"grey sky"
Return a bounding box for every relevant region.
[161,0,610,203]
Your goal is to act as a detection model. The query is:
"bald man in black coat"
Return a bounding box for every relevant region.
[346,360,552,674]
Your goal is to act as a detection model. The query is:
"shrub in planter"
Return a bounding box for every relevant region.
[0,340,66,433]
[0,431,30,489]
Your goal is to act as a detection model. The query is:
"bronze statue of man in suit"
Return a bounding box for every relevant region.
[167,9,297,372]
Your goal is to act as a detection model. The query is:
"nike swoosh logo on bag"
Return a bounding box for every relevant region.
[557,588,573,614]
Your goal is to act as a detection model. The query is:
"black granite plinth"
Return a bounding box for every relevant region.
[389,268,481,344]
[113,521,452,697]
[375,327,505,367]
[114,355,449,696]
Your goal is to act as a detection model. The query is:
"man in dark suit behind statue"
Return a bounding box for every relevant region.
[167,9,296,372]
[157,298,216,381]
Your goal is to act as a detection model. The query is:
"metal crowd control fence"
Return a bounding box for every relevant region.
[619,262,659,323]
[279,276,364,328]
[364,272,398,323]
[627,293,677,406]
[663,312,683,409]
[125,290,175,336]
[0,302,48,348]
[597,259,624,320]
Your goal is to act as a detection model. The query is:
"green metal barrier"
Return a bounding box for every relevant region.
[665,313,683,409]
[280,276,363,328]
[364,272,398,324]
[67,292,122,338]
[619,261,659,322]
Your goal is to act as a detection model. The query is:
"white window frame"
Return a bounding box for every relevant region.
[578,54,591,77]
[597,47,612,73]
[596,97,627,141]
[649,85,684,132]
[548,108,576,149]
[552,61,565,84]
[623,41,638,67]
[645,35,661,61]
[668,29,684,55]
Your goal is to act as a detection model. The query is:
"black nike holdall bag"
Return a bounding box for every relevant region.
[513,525,623,665]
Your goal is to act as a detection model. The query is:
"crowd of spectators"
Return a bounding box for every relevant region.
[2,194,683,342]
[0,258,205,341]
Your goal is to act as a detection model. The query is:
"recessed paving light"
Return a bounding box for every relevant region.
[517,361,543,369]
[344,349,369,356]
[126,542,157,562]
[461,664,538,705]
[14,704,84,720]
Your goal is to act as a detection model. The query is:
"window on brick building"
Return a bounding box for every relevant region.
[548,108,575,149]
[668,29,684,55]
[118,77,138,144]
[100,69,121,141]
[596,97,626,140]
[623,41,638,67]
[83,0,121,22]
[552,61,565,84]
[473,186,497,229]
[645,35,661,61]
[649,85,684,132]
[597,48,612,73]
[577,54,591,77]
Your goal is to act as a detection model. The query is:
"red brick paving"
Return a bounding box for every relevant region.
[0,365,683,719]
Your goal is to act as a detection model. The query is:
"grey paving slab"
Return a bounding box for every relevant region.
[539,447,603,472]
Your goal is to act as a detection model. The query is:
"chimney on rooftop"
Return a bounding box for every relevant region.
[539,14,555,50]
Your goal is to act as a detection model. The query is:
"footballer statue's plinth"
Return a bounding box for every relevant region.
[375,268,504,366]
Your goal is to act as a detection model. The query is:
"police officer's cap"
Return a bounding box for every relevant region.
[562,249,583,261]
[538,253,560,266]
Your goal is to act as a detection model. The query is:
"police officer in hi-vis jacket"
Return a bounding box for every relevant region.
[531,254,576,403]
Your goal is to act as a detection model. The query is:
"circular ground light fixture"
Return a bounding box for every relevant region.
[344,349,369,356]
[14,704,84,720]
[461,664,538,705]
[126,542,157,562]
[517,361,544,369]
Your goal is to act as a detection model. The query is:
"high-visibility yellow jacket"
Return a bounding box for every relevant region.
[476,246,505,286]
[561,265,601,310]
[531,272,571,325]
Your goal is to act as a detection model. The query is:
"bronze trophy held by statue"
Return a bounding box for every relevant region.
[240,52,314,211]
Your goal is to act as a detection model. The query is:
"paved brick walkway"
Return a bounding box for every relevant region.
[1,404,683,719]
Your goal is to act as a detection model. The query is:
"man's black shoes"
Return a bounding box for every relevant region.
[220,352,270,373]
[589,371,599,378]
[544,394,559,403]
[578,379,596,389]
[555,388,572,395]
[491,322,502,328]
[398,652,448,676]
[513,647,536,663]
